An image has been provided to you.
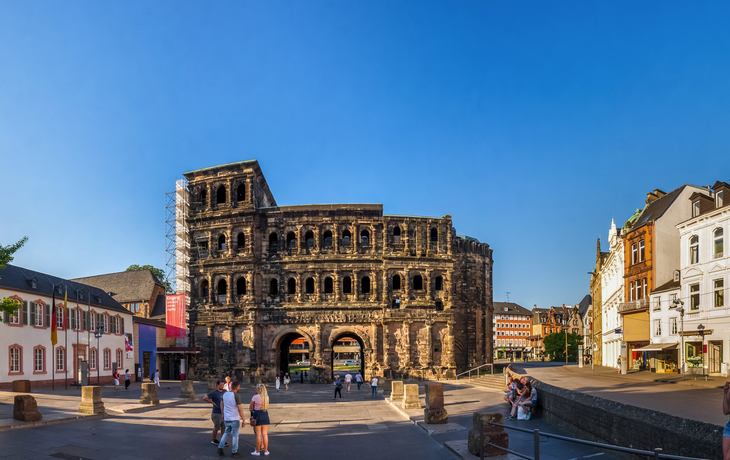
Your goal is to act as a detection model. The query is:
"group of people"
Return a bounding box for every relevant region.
[503,376,537,420]
[332,371,371,398]
[112,369,132,390]
[204,376,271,457]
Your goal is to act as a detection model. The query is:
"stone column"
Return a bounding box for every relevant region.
[313,226,320,255]
[78,387,104,414]
[425,270,431,300]
[334,225,340,253]
[227,275,233,303]
[371,322,379,364]
[403,221,410,253]
[227,179,232,206]
[446,321,456,370]
[297,225,303,255]
[403,320,412,367]
[205,183,211,210]
[425,321,433,367]
[382,271,388,303]
[207,275,214,303]
[382,322,390,370]
[404,269,410,302]
[228,226,234,257]
[424,383,448,424]
[334,271,340,301]
[351,223,357,253]
[352,273,358,301]
[446,224,452,256]
[315,274,322,302]
[314,322,322,367]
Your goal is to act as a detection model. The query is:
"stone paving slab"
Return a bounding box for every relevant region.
[445,440,522,460]
[417,421,467,435]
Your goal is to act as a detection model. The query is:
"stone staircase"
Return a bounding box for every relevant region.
[452,373,507,392]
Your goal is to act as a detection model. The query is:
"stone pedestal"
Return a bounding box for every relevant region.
[11,380,31,393]
[390,381,404,402]
[207,378,218,391]
[179,380,196,399]
[424,382,448,424]
[79,386,105,415]
[13,395,42,422]
[467,412,509,457]
[140,383,160,405]
[402,384,422,409]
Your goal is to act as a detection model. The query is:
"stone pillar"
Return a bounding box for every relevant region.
[140,383,160,405]
[227,275,233,302]
[297,225,303,255]
[79,386,104,415]
[403,320,412,367]
[179,380,196,399]
[299,273,305,302]
[446,321,456,373]
[207,378,218,391]
[468,413,508,457]
[403,221,410,253]
[205,183,211,210]
[425,270,431,300]
[446,221,452,256]
[14,395,42,421]
[334,271,340,301]
[424,382,447,424]
[314,322,322,367]
[370,322,379,365]
[475,309,483,365]
[351,223,357,253]
[402,384,421,409]
[228,227,235,257]
[382,322,390,370]
[390,381,404,401]
[404,269,410,303]
[207,275,214,303]
[382,271,388,303]
[352,273,358,300]
[425,322,433,367]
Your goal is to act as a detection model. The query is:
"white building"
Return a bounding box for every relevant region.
[647,278,681,373]
[599,219,625,368]
[0,264,133,389]
[675,181,730,375]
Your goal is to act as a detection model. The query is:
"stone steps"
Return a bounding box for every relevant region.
[453,374,507,392]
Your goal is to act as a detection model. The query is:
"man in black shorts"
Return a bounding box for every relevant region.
[203,380,228,446]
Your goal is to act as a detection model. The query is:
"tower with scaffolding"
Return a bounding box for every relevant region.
[165,179,191,297]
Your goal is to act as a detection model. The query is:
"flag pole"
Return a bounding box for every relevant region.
[76,290,80,387]
[87,291,91,385]
[51,285,56,391]
[64,286,68,390]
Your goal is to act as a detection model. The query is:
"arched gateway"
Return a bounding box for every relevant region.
[183,160,493,383]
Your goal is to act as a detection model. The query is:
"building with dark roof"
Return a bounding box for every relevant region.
[72,270,167,320]
[492,302,533,359]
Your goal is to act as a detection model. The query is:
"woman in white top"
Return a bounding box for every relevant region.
[250,384,270,456]
[275,376,280,391]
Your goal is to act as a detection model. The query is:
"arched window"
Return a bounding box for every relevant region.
[216,186,226,205]
[116,349,123,369]
[690,236,699,264]
[714,228,724,258]
[361,276,371,294]
[237,232,245,248]
[324,277,334,293]
[361,230,370,246]
[218,234,226,250]
[237,277,247,296]
[430,228,438,242]
[269,279,278,295]
[343,276,352,294]
[306,278,315,294]
[393,226,401,244]
[217,279,227,297]
[200,188,207,205]
[200,280,209,298]
[287,232,297,249]
[342,230,352,247]
[323,230,333,248]
[413,275,423,290]
[237,183,246,202]
[305,230,315,248]
[89,348,97,370]
[269,233,278,252]
[393,274,401,290]
[287,278,296,295]
[435,275,443,291]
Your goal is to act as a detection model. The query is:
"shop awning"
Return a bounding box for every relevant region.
[524,347,533,352]
[632,342,678,352]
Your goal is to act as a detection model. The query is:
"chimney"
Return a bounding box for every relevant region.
[646,191,659,205]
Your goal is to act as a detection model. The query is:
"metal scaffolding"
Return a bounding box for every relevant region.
[165,179,190,296]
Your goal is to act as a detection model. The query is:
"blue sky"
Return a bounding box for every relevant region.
[2,1,730,309]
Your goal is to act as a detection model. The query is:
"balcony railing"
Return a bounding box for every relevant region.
[618,298,648,313]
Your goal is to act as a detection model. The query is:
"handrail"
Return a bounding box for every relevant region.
[455,363,494,380]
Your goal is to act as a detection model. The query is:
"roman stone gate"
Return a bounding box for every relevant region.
[182,160,493,383]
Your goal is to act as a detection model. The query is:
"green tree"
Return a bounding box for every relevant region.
[0,237,28,320]
[543,331,584,362]
[125,264,173,293]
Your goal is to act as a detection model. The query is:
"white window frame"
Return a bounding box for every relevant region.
[10,347,21,373]
[670,317,678,335]
[654,319,661,336]
[104,349,110,370]
[56,348,65,371]
[103,315,109,334]
[690,236,699,265]
[90,349,97,370]
[693,200,700,217]
[34,348,44,372]
[690,283,700,310]
[639,240,645,262]
[90,312,96,331]
[116,350,122,368]
[715,279,725,308]
[632,243,637,265]
[35,303,44,327]
[714,228,724,259]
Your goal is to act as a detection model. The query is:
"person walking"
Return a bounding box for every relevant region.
[154,369,160,387]
[284,373,290,390]
[223,376,232,391]
[204,379,228,446]
[218,381,245,457]
[722,381,730,460]
[370,376,378,396]
[250,383,271,456]
[617,357,622,374]
[275,376,280,391]
[344,373,352,392]
[124,369,131,390]
[333,375,343,400]
[355,372,363,390]
[113,370,119,390]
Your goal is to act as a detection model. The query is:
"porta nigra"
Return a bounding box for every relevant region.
[183,160,493,383]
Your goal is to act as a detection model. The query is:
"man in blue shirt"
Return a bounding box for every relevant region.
[203,380,227,445]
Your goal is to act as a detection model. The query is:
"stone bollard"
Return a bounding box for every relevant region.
[79,386,105,415]
[424,382,448,424]
[390,381,404,402]
[13,395,42,422]
[402,384,422,409]
[207,378,218,391]
[179,380,196,400]
[467,412,508,457]
[11,380,31,393]
[140,383,160,405]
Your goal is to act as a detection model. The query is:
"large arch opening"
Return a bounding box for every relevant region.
[277,332,311,380]
[330,332,365,380]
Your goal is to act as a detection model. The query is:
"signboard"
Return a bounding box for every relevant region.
[166,294,187,338]
[124,333,134,359]
[615,328,622,334]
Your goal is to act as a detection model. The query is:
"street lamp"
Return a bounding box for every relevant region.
[94,323,104,385]
[670,298,685,379]
[697,324,706,375]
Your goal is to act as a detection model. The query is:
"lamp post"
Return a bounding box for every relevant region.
[670,298,685,379]
[697,324,706,376]
[94,323,104,385]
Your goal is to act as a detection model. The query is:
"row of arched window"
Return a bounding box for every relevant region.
[689,228,724,264]
[197,183,247,207]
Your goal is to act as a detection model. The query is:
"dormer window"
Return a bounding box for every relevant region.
[28,278,38,289]
[693,200,700,217]
[717,190,724,208]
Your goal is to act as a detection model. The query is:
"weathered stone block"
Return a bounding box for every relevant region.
[11,380,31,393]
[402,384,421,409]
[467,412,508,457]
[140,383,160,405]
[13,395,42,422]
[391,381,404,401]
[207,378,218,391]
[179,380,196,399]
[424,382,448,424]
[79,386,105,415]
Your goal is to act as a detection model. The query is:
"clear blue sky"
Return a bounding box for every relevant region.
[2,1,730,310]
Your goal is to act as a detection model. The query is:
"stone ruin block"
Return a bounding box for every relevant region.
[11,380,31,393]
[140,383,160,405]
[467,412,509,457]
[402,383,422,409]
[13,395,42,422]
[390,381,404,401]
[207,378,218,391]
[79,386,105,415]
[179,380,196,399]
[424,382,448,424]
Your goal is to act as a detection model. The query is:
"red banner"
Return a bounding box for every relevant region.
[166,294,187,338]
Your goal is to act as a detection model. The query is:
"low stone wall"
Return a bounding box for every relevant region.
[506,366,722,460]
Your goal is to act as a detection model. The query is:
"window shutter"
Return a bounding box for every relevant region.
[45,304,50,327]
[97,313,102,330]
[23,301,28,325]
[2,311,7,323]
[82,311,87,331]
[120,318,124,334]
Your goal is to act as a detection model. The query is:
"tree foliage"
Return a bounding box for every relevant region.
[126,264,173,293]
[0,236,27,320]
[543,331,584,362]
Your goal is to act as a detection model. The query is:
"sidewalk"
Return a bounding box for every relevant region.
[512,362,728,426]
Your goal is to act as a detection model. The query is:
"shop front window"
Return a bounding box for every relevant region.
[685,342,703,368]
